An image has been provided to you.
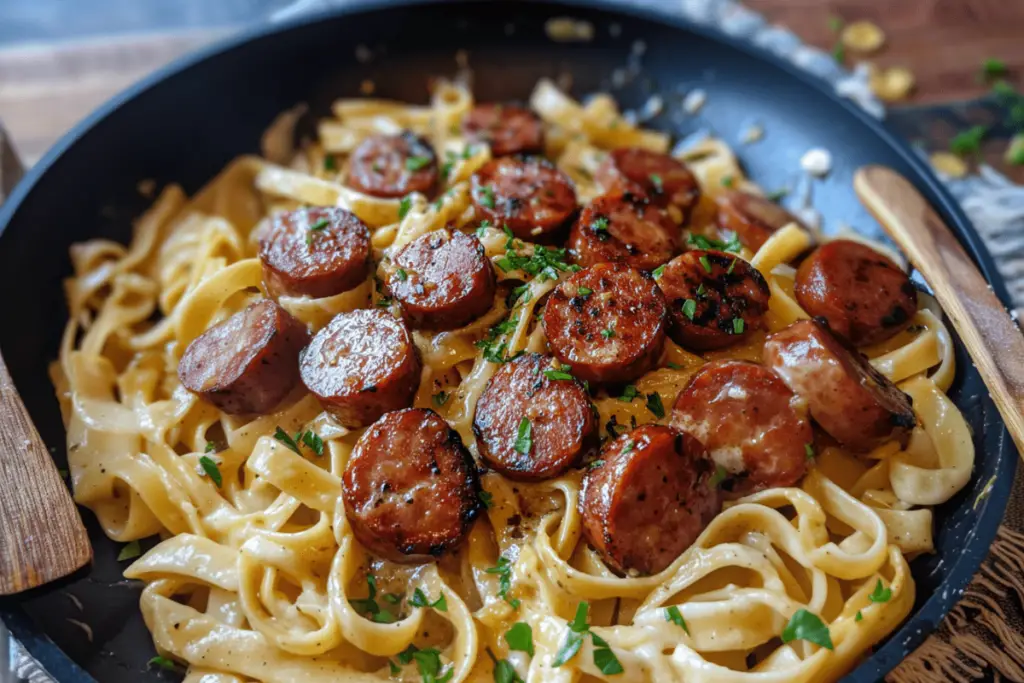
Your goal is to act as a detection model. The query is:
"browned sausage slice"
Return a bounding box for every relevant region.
[178,299,309,415]
[656,250,770,351]
[383,228,496,330]
[568,193,680,272]
[543,263,667,385]
[716,190,807,251]
[259,207,371,299]
[470,157,577,240]
[473,353,598,480]
[461,104,545,157]
[580,425,720,575]
[299,309,421,427]
[795,240,916,346]
[672,360,812,494]
[346,132,439,199]
[763,319,916,451]
[595,147,701,221]
[343,408,481,562]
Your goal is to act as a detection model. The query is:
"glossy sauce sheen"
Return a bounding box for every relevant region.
[568,193,680,271]
[473,353,598,480]
[596,147,701,221]
[384,228,496,330]
[716,189,807,251]
[178,299,309,415]
[259,207,371,299]
[470,157,577,240]
[299,309,420,427]
[656,249,770,351]
[580,425,720,575]
[795,240,917,346]
[764,319,916,452]
[543,262,667,385]
[672,360,813,495]
[346,132,439,199]
[461,104,545,157]
[343,408,481,562]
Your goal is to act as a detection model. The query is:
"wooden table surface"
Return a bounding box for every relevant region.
[0,1,1022,167]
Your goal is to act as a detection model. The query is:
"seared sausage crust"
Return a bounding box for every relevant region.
[462,104,545,157]
[595,147,700,221]
[470,157,577,240]
[716,190,807,251]
[568,193,680,272]
[347,132,439,199]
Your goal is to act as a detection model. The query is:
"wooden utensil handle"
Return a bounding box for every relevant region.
[0,348,92,595]
[855,165,1024,457]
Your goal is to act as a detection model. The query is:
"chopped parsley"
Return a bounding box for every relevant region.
[950,125,988,156]
[204,441,216,453]
[652,264,666,279]
[478,184,496,208]
[487,648,525,683]
[323,156,337,171]
[619,385,640,402]
[687,233,742,253]
[589,459,605,469]
[682,299,697,321]
[432,391,449,408]
[398,195,413,219]
[544,366,575,381]
[646,392,665,419]
[721,175,735,188]
[118,540,142,561]
[485,556,520,608]
[479,490,494,509]
[766,188,789,201]
[727,258,738,274]
[591,216,610,235]
[696,283,706,297]
[273,426,302,454]
[621,440,635,455]
[601,326,616,340]
[805,443,815,460]
[274,426,323,457]
[148,656,178,671]
[405,155,432,171]
[505,622,534,656]
[832,41,845,64]
[708,464,728,488]
[199,455,222,487]
[665,605,690,634]
[301,430,324,457]
[409,588,448,612]
[981,58,1008,79]
[514,417,533,455]
[649,173,664,192]
[869,579,892,603]
[699,255,712,273]
[781,609,834,650]
[495,243,578,282]
[411,648,453,682]
[309,218,329,231]
[395,268,408,282]
[475,314,521,364]
[350,575,397,623]
[855,611,864,622]
[577,286,593,296]
[732,318,745,334]
[552,602,623,674]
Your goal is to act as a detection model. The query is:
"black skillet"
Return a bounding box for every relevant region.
[0,1,1016,681]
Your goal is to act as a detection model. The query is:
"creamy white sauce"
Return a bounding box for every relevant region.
[800,147,833,177]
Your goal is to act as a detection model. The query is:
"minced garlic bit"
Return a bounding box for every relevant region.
[929,152,969,178]
[870,65,916,102]
[740,124,764,145]
[841,20,885,53]
[800,148,832,177]
[545,17,595,42]
[682,89,707,114]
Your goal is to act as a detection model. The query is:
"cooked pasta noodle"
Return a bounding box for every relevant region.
[52,78,972,682]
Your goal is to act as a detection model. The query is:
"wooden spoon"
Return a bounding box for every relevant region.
[0,122,91,595]
[855,165,1024,458]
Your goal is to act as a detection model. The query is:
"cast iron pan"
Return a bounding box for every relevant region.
[0,1,1015,681]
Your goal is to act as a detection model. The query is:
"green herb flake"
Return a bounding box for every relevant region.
[732,318,745,334]
[855,611,864,622]
[118,540,142,561]
[309,218,329,232]
[827,15,843,32]
[621,440,635,455]
[708,464,728,489]
[409,587,448,612]
[383,593,402,605]
[544,367,575,381]
[479,185,496,208]
[981,58,1008,79]
[273,426,302,455]
[199,455,222,487]
[652,264,666,279]
[593,644,624,675]
[204,441,216,453]
[781,609,834,650]
[767,188,789,201]
[514,417,532,455]
[433,391,449,408]
[388,659,401,675]
[405,155,432,171]
[601,326,616,340]
[148,656,178,671]
[727,258,738,274]
[682,299,697,321]
[577,286,593,296]
[950,125,988,156]
[505,622,534,656]
[323,156,337,171]
[646,392,665,419]
[493,657,524,683]
[399,195,413,219]
[395,268,408,282]
[869,579,892,603]
[411,647,452,683]
[721,175,735,188]
[479,490,494,509]
[665,606,690,634]
[589,459,605,469]
[687,233,742,253]
[699,255,713,273]
[619,385,639,402]
[301,430,324,457]
[832,41,845,64]
[649,173,664,192]
[485,556,519,608]
[805,443,815,460]
[592,216,610,235]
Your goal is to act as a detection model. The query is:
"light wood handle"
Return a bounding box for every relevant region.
[855,165,1024,458]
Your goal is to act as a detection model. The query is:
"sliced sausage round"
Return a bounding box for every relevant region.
[343,408,481,563]
[672,360,813,495]
[259,207,371,299]
[470,157,577,240]
[543,263,667,386]
[580,425,720,575]
[595,147,700,221]
[346,132,439,199]
[178,299,309,415]
[656,250,770,351]
[763,319,916,451]
[299,309,421,428]
[384,228,496,330]
[716,189,807,252]
[461,104,545,157]
[568,193,680,272]
[795,240,916,346]
[473,353,598,480]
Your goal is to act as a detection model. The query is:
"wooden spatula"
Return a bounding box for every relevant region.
[0,122,91,595]
[855,165,1024,458]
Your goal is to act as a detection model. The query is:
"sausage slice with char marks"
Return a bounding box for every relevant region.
[461,104,545,157]
[259,207,371,299]
[580,425,720,575]
[568,193,680,272]
[543,263,667,386]
[656,250,770,351]
[672,360,813,495]
[763,319,916,451]
[343,408,481,563]
[347,132,439,199]
[795,240,917,346]
[384,228,496,330]
[178,299,309,415]
[470,157,577,240]
[596,147,701,222]
[716,189,808,252]
[473,353,598,480]
[299,309,421,428]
